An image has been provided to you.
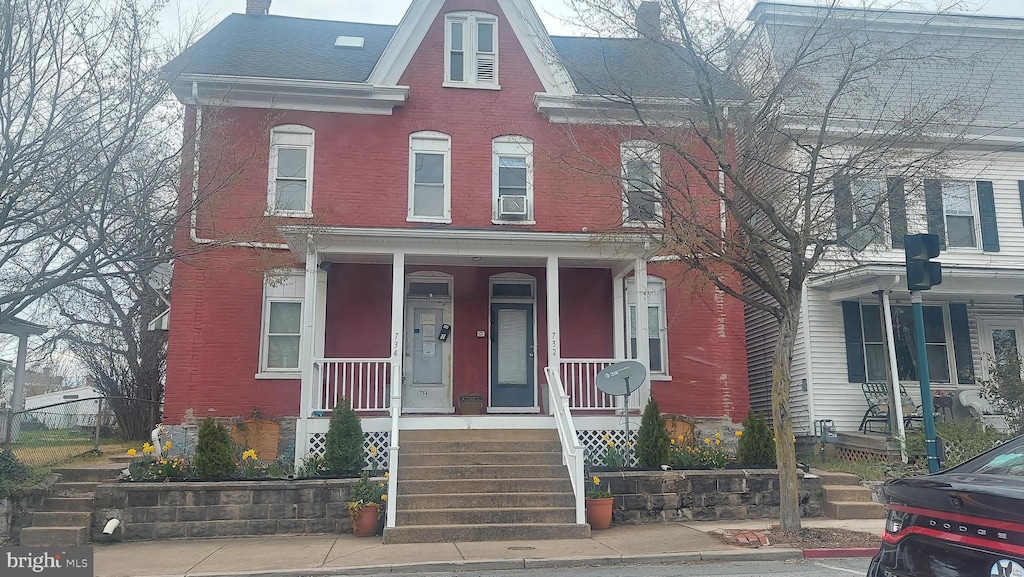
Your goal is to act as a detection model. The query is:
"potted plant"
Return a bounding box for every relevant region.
[458,394,484,415]
[348,472,387,537]
[585,474,613,530]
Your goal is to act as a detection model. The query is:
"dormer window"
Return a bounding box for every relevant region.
[445,12,498,89]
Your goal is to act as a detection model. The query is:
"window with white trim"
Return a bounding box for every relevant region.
[621,140,661,225]
[445,12,498,88]
[941,181,979,248]
[626,277,668,375]
[492,136,533,222]
[408,131,451,222]
[259,272,304,373]
[267,125,314,216]
[851,178,887,247]
[861,303,950,383]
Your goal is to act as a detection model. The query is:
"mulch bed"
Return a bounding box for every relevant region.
[712,527,881,550]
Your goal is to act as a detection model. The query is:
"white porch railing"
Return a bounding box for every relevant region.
[559,359,619,410]
[544,366,586,525]
[312,358,392,413]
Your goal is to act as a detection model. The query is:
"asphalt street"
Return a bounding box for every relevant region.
[321,558,872,577]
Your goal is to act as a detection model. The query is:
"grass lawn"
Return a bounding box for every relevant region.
[8,429,130,466]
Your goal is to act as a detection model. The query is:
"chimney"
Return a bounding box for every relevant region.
[246,0,271,15]
[636,1,661,39]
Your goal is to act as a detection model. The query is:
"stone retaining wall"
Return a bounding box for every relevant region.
[92,479,362,541]
[93,470,821,541]
[605,469,823,524]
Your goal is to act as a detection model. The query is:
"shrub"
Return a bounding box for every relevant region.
[323,399,365,476]
[906,420,1010,467]
[0,450,30,497]
[737,411,776,466]
[194,418,237,478]
[980,353,1024,435]
[635,397,671,467]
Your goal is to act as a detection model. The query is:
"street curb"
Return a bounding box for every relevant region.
[179,548,806,577]
[803,548,879,558]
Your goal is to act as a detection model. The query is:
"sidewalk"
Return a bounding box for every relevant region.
[92,518,884,577]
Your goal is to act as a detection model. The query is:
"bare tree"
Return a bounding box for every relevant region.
[557,0,992,530]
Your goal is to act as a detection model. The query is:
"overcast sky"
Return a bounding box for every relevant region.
[158,0,1024,39]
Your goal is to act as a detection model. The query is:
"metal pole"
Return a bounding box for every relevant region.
[911,291,939,473]
[623,377,631,467]
[93,398,103,452]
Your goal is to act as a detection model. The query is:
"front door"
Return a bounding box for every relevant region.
[403,302,453,412]
[489,302,536,409]
[979,317,1024,380]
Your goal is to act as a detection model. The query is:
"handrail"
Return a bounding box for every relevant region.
[544,366,586,525]
[312,358,392,412]
[385,362,401,529]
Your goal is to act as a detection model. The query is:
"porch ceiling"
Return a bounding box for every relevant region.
[811,264,1024,302]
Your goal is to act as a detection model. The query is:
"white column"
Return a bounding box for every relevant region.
[612,272,625,361]
[7,334,29,442]
[389,252,406,405]
[294,239,318,466]
[882,290,908,462]
[633,257,651,411]
[546,256,561,415]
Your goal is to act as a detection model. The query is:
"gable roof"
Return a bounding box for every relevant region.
[165,14,397,83]
[165,11,740,101]
[747,2,1024,139]
[551,36,743,100]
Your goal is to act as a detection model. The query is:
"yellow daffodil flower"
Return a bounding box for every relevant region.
[369,445,378,456]
[127,448,137,457]
[704,438,710,445]
[735,430,743,437]
[163,441,172,452]
[381,494,387,501]
[592,475,601,485]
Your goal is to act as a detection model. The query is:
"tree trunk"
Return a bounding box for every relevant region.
[771,303,802,531]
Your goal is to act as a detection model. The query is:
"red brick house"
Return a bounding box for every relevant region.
[163,0,750,534]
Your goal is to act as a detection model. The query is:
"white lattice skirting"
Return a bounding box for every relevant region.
[578,428,638,468]
[307,431,390,471]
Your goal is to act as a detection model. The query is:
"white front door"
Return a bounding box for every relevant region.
[403,299,454,413]
[978,317,1024,380]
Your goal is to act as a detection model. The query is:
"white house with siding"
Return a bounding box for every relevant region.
[744,3,1024,438]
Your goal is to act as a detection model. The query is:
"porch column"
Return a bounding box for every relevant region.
[294,238,319,465]
[612,272,626,360]
[546,256,561,414]
[881,289,908,462]
[389,252,406,408]
[633,257,651,411]
[6,334,29,443]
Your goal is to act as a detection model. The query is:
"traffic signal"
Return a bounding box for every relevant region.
[904,233,942,291]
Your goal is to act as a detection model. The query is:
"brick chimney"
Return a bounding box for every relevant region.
[636,1,661,39]
[246,0,271,15]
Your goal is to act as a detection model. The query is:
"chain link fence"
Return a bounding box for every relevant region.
[1,397,151,466]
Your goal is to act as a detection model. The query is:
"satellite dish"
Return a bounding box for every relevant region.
[596,360,647,397]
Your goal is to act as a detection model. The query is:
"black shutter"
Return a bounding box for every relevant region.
[1018,181,1024,227]
[835,175,853,245]
[842,301,866,383]
[976,181,999,252]
[887,177,907,249]
[948,303,975,384]
[924,179,946,250]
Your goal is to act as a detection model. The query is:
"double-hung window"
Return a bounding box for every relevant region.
[850,179,886,247]
[621,140,661,225]
[259,272,304,375]
[626,277,668,376]
[267,125,314,216]
[445,12,498,88]
[941,181,979,248]
[408,131,451,223]
[861,303,950,383]
[492,136,533,222]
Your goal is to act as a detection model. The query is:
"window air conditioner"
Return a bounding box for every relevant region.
[499,195,528,219]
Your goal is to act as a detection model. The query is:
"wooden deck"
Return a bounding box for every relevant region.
[831,431,904,461]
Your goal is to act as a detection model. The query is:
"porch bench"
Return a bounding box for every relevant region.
[859,382,923,433]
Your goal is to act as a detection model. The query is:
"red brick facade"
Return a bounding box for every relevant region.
[164,0,749,423]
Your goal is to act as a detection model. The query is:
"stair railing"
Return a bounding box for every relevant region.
[385,363,401,528]
[544,366,586,524]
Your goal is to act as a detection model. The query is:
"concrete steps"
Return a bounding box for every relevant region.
[19,463,123,546]
[814,469,885,520]
[385,428,588,544]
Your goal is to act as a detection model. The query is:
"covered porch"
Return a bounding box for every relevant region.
[809,264,1024,445]
[280,227,658,465]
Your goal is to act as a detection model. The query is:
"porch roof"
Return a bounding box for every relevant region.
[279,226,656,269]
[809,264,1024,302]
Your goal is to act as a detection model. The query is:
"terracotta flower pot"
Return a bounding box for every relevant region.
[352,503,380,537]
[585,497,614,530]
